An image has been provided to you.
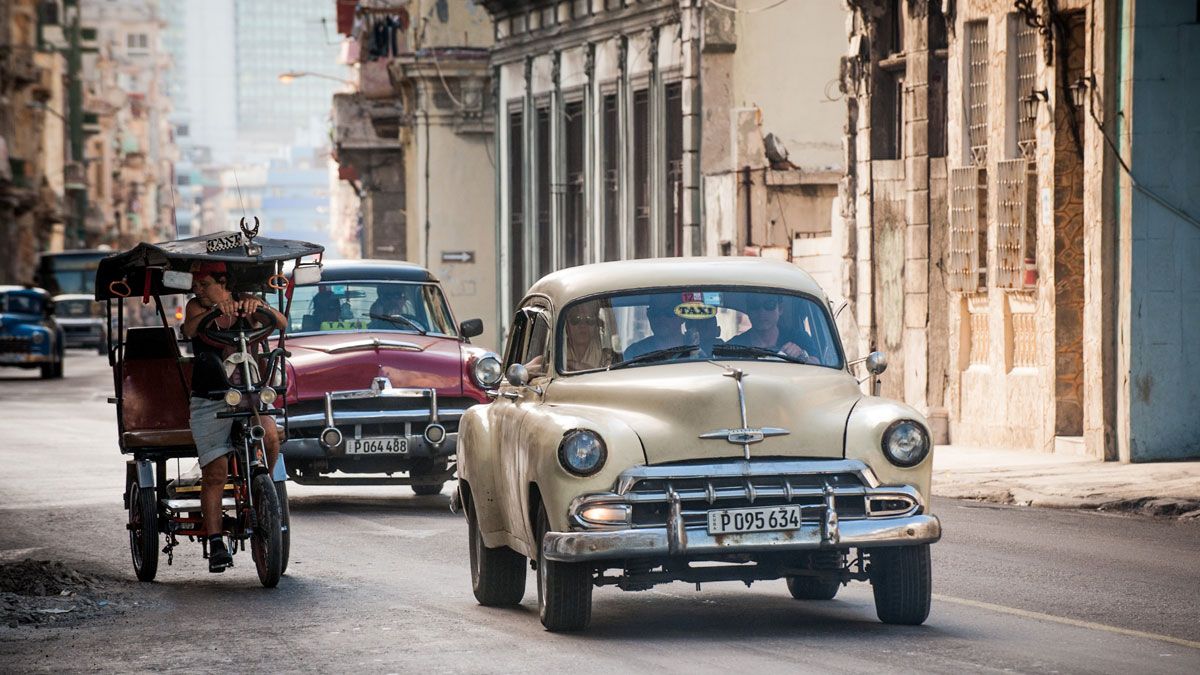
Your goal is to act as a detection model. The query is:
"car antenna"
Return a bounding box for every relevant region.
[233,170,248,223]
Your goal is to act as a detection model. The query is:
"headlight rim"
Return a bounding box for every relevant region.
[557,428,607,477]
[471,352,503,388]
[880,419,931,468]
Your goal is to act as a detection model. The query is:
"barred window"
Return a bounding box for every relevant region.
[1014,18,1038,157]
[965,20,989,165]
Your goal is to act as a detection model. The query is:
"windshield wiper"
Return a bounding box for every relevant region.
[608,344,700,371]
[368,312,427,335]
[711,343,807,364]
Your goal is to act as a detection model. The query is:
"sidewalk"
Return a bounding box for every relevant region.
[932,445,1200,519]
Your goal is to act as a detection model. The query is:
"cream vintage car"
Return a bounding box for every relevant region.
[455,258,941,631]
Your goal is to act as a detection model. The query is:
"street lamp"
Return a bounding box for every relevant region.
[1068,76,1093,109]
[1021,88,1049,121]
[278,71,355,86]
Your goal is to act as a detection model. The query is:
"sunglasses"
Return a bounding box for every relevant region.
[568,315,601,327]
[750,298,781,311]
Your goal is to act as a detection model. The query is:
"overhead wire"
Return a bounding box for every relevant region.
[706,0,793,14]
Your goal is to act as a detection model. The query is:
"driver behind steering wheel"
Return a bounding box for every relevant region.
[180,261,287,572]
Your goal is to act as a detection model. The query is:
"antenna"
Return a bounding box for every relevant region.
[233,171,248,223]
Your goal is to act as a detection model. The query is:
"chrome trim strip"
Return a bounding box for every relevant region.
[614,459,883,493]
[543,514,942,562]
[283,408,468,427]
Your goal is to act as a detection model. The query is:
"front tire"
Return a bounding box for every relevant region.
[786,575,841,600]
[127,483,159,582]
[870,544,932,625]
[536,503,592,632]
[276,480,291,575]
[412,482,444,496]
[467,495,526,606]
[249,473,283,588]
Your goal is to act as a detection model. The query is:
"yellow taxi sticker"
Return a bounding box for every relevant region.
[674,302,718,320]
[320,319,371,330]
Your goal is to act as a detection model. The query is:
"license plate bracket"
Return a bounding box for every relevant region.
[706,504,804,535]
[344,437,408,455]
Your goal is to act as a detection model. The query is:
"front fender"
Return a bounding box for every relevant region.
[523,404,645,534]
[457,402,504,534]
[844,398,933,505]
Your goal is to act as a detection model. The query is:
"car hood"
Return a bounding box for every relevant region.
[284,331,466,400]
[1,314,48,333]
[544,360,861,464]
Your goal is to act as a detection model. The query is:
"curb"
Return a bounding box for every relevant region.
[933,484,1200,520]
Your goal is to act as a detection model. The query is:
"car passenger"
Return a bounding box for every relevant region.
[729,294,821,364]
[562,301,612,371]
[622,295,686,360]
[180,261,287,572]
[368,285,420,330]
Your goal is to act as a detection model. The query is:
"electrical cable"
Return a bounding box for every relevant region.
[706,0,793,14]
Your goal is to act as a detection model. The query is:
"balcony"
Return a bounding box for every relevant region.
[332,93,406,153]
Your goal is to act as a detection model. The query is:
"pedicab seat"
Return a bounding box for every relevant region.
[120,326,196,451]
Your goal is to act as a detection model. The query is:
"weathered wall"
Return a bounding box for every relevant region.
[1123,0,1200,461]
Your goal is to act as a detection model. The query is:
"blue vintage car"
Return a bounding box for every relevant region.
[0,285,64,379]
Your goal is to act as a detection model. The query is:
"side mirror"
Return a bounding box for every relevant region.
[162,269,194,291]
[505,363,530,387]
[459,318,484,339]
[292,263,323,286]
[866,351,888,376]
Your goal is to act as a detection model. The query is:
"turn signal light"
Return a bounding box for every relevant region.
[579,504,631,526]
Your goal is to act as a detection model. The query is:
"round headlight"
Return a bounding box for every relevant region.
[881,420,931,467]
[31,331,45,344]
[472,353,503,388]
[223,389,243,407]
[259,387,277,405]
[558,429,607,477]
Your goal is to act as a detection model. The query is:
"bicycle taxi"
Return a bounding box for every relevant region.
[97,222,323,587]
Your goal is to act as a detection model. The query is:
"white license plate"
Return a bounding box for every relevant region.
[707,505,803,535]
[0,353,28,363]
[345,437,408,455]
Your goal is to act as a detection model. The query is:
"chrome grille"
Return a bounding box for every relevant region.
[0,337,32,354]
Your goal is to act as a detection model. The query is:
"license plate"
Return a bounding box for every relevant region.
[345,437,408,455]
[0,353,28,363]
[707,505,803,535]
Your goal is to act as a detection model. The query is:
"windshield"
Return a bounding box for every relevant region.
[556,288,844,374]
[56,299,102,319]
[2,293,45,315]
[287,282,457,336]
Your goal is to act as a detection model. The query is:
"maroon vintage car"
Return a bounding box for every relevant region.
[277,260,501,495]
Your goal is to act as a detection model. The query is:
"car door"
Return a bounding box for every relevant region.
[494,303,552,549]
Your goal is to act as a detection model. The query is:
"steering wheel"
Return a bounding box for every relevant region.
[195,307,278,348]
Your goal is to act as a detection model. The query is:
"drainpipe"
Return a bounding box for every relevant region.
[741,166,753,250]
[680,0,702,255]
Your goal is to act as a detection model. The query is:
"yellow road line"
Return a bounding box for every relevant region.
[934,594,1200,651]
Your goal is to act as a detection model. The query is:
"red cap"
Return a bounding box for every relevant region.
[192,261,227,279]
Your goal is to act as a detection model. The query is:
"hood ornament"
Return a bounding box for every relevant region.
[699,367,789,460]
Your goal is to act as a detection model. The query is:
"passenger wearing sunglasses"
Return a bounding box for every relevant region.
[563,302,612,371]
[730,295,821,364]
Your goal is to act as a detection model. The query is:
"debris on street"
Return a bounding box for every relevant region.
[0,560,120,629]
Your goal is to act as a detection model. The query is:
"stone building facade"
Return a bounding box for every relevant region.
[332,0,499,348]
[842,0,1199,461]
[480,0,847,336]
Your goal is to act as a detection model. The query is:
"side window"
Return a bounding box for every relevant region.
[525,312,551,377]
[502,311,530,369]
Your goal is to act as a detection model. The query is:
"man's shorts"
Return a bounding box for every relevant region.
[189,397,236,467]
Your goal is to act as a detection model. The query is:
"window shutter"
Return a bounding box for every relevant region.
[995,159,1028,290]
[948,166,983,293]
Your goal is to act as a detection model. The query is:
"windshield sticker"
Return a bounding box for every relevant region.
[319,319,370,331]
[674,302,718,320]
[702,292,722,306]
[205,232,242,253]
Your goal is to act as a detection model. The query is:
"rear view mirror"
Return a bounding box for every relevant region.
[506,363,530,387]
[460,318,483,339]
[292,263,322,286]
[162,270,194,291]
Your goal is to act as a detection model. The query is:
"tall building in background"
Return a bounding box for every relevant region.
[160,0,346,253]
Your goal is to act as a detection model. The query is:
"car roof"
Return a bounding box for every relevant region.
[310,259,439,284]
[53,294,97,301]
[525,257,830,308]
[0,285,50,297]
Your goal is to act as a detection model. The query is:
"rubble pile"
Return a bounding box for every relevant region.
[0,559,115,628]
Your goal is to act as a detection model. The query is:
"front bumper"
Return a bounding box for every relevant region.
[543,458,942,563]
[280,377,466,464]
[0,351,53,365]
[543,514,941,562]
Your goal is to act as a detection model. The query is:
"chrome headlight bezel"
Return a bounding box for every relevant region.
[881,419,931,468]
[31,331,45,344]
[472,352,503,388]
[558,429,607,477]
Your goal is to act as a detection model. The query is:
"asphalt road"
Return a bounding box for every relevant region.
[1,353,1198,673]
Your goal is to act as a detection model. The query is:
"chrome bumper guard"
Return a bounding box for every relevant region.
[543,459,942,563]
